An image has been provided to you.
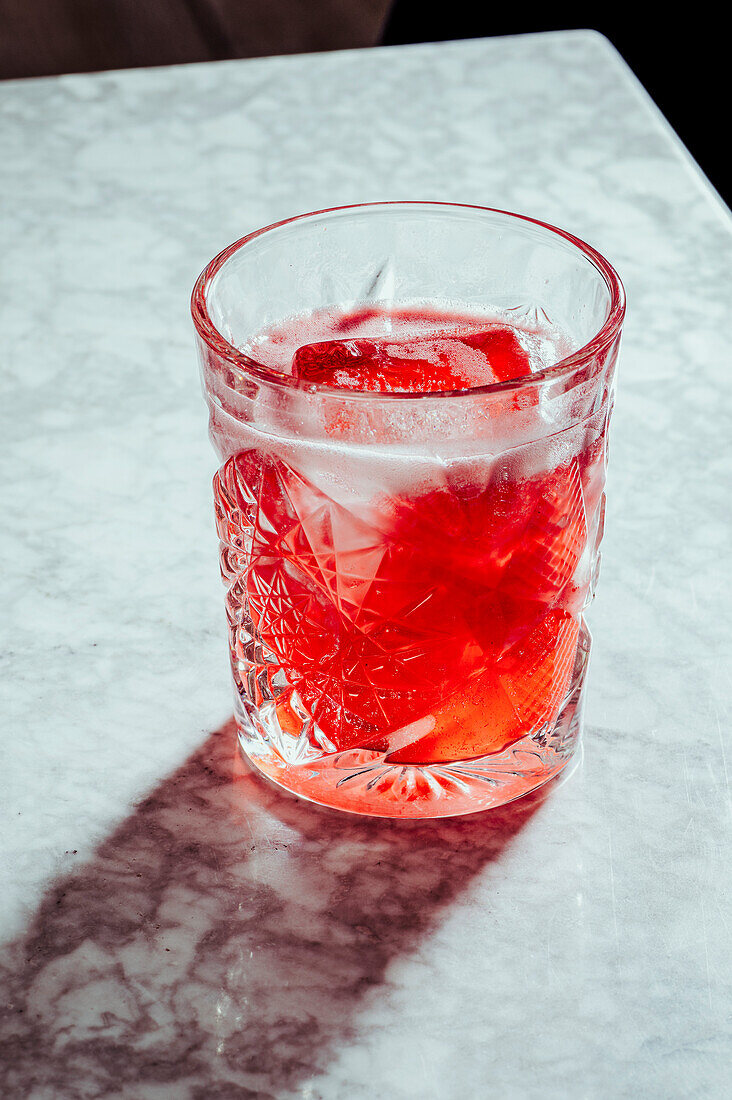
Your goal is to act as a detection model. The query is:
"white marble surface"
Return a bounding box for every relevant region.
[1,30,731,1098]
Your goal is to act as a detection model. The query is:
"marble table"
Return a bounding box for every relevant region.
[2,30,731,1099]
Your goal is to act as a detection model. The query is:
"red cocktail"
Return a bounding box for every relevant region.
[193,204,624,816]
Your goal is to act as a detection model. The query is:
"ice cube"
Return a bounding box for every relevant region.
[293,336,500,393]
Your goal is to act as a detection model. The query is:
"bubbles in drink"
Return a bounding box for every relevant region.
[215,304,608,779]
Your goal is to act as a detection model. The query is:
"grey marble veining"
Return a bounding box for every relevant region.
[1,31,731,1098]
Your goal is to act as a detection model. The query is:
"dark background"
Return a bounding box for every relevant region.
[0,0,726,205]
[383,3,729,206]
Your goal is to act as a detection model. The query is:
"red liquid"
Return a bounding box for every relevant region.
[216,309,600,770]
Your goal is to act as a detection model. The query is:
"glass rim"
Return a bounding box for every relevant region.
[191,201,626,400]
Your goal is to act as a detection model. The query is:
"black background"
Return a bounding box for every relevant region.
[382,3,730,206]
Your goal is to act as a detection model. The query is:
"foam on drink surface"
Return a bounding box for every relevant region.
[244,303,572,383]
[220,304,580,506]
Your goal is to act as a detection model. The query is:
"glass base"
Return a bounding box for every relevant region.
[235,623,590,819]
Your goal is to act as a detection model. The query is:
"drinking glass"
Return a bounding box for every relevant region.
[192,202,624,817]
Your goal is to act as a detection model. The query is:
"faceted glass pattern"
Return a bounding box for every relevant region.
[193,204,624,816]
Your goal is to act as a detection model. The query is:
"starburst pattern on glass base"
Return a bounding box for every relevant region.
[233,622,590,818]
